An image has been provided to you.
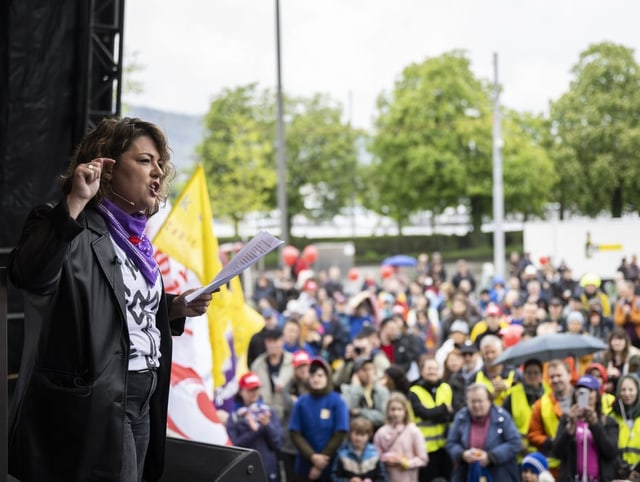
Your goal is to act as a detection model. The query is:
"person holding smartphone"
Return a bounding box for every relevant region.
[552,374,619,482]
[333,329,390,387]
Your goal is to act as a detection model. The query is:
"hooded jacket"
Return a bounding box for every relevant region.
[289,359,349,479]
[610,373,640,468]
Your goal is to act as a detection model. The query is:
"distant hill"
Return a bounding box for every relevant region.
[126,105,204,175]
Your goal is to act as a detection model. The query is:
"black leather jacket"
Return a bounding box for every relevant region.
[8,199,184,481]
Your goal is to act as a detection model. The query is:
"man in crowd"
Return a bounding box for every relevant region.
[527,359,573,481]
[247,308,282,368]
[522,301,541,335]
[333,328,390,387]
[472,335,521,405]
[435,319,470,376]
[539,297,566,333]
[470,302,509,348]
[340,356,390,431]
[615,279,640,348]
[378,314,423,373]
[502,359,548,458]
[251,327,294,431]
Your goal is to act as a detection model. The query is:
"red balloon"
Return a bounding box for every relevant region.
[348,267,360,281]
[381,265,394,279]
[500,324,523,348]
[302,244,318,265]
[282,245,299,267]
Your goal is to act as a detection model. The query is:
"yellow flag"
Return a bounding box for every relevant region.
[153,165,231,388]
[228,277,264,375]
[153,165,221,283]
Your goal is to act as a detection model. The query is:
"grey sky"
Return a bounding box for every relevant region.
[124,0,640,129]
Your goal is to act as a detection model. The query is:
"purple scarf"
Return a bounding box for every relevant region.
[97,198,159,286]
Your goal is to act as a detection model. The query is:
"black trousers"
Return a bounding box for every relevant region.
[120,370,157,482]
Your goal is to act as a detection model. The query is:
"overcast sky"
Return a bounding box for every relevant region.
[124,0,640,129]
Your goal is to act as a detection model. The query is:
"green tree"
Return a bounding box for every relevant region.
[502,111,557,219]
[199,86,359,239]
[368,51,558,235]
[367,51,484,234]
[550,42,640,217]
[278,94,360,230]
[198,84,276,236]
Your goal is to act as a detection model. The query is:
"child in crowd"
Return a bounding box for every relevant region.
[520,452,555,482]
[374,392,427,482]
[332,417,388,482]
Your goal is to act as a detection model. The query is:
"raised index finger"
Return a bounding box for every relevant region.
[96,157,116,167]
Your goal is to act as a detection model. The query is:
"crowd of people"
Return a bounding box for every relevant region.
[7,117,215,481]
[8,114,640,482]
[226,251,640,482]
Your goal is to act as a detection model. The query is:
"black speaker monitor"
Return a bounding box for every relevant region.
[159,437,268,482]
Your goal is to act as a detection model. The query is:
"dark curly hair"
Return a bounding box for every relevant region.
[60,117,175,217]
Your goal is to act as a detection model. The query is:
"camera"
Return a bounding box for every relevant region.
[354,346,364,355]
[249,402,270,417]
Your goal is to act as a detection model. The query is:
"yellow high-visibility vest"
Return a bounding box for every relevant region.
[540,393,562,469]
[602,392,615,415]
[611,412,640,467]
[475,369,516,406]
[410,383,452,453]
[511,383,551,462]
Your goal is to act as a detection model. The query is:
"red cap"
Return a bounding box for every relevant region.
[292,350,312,368]
[486,303,502,316]
[238,371,262,390]
[304,279,318,292]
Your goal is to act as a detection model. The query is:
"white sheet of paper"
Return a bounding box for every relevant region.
[184,231,284,304]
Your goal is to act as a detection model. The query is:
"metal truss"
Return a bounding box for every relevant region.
[81,0,125,131]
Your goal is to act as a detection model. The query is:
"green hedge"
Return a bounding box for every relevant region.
[219,231,524,268]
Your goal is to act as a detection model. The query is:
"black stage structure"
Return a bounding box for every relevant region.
[0,1,264,480]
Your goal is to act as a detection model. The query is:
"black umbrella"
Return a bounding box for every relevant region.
[492,333,607,366]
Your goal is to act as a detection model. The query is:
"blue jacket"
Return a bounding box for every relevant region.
[445,405,521,482]
[332,442,387,482]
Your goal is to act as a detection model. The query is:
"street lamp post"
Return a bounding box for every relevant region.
[275,0,288,244]
[492,52,505,279]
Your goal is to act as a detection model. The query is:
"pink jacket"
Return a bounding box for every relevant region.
[373,423,428,482]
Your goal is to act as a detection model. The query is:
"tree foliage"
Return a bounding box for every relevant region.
[198,84,276,236]
[502,111,557,219]
[279,94,360,227]
[196,43,640,237]
[198,85,359,238]
[368,51,555,234]
[367,51,483,233]
[550,42,640,217]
